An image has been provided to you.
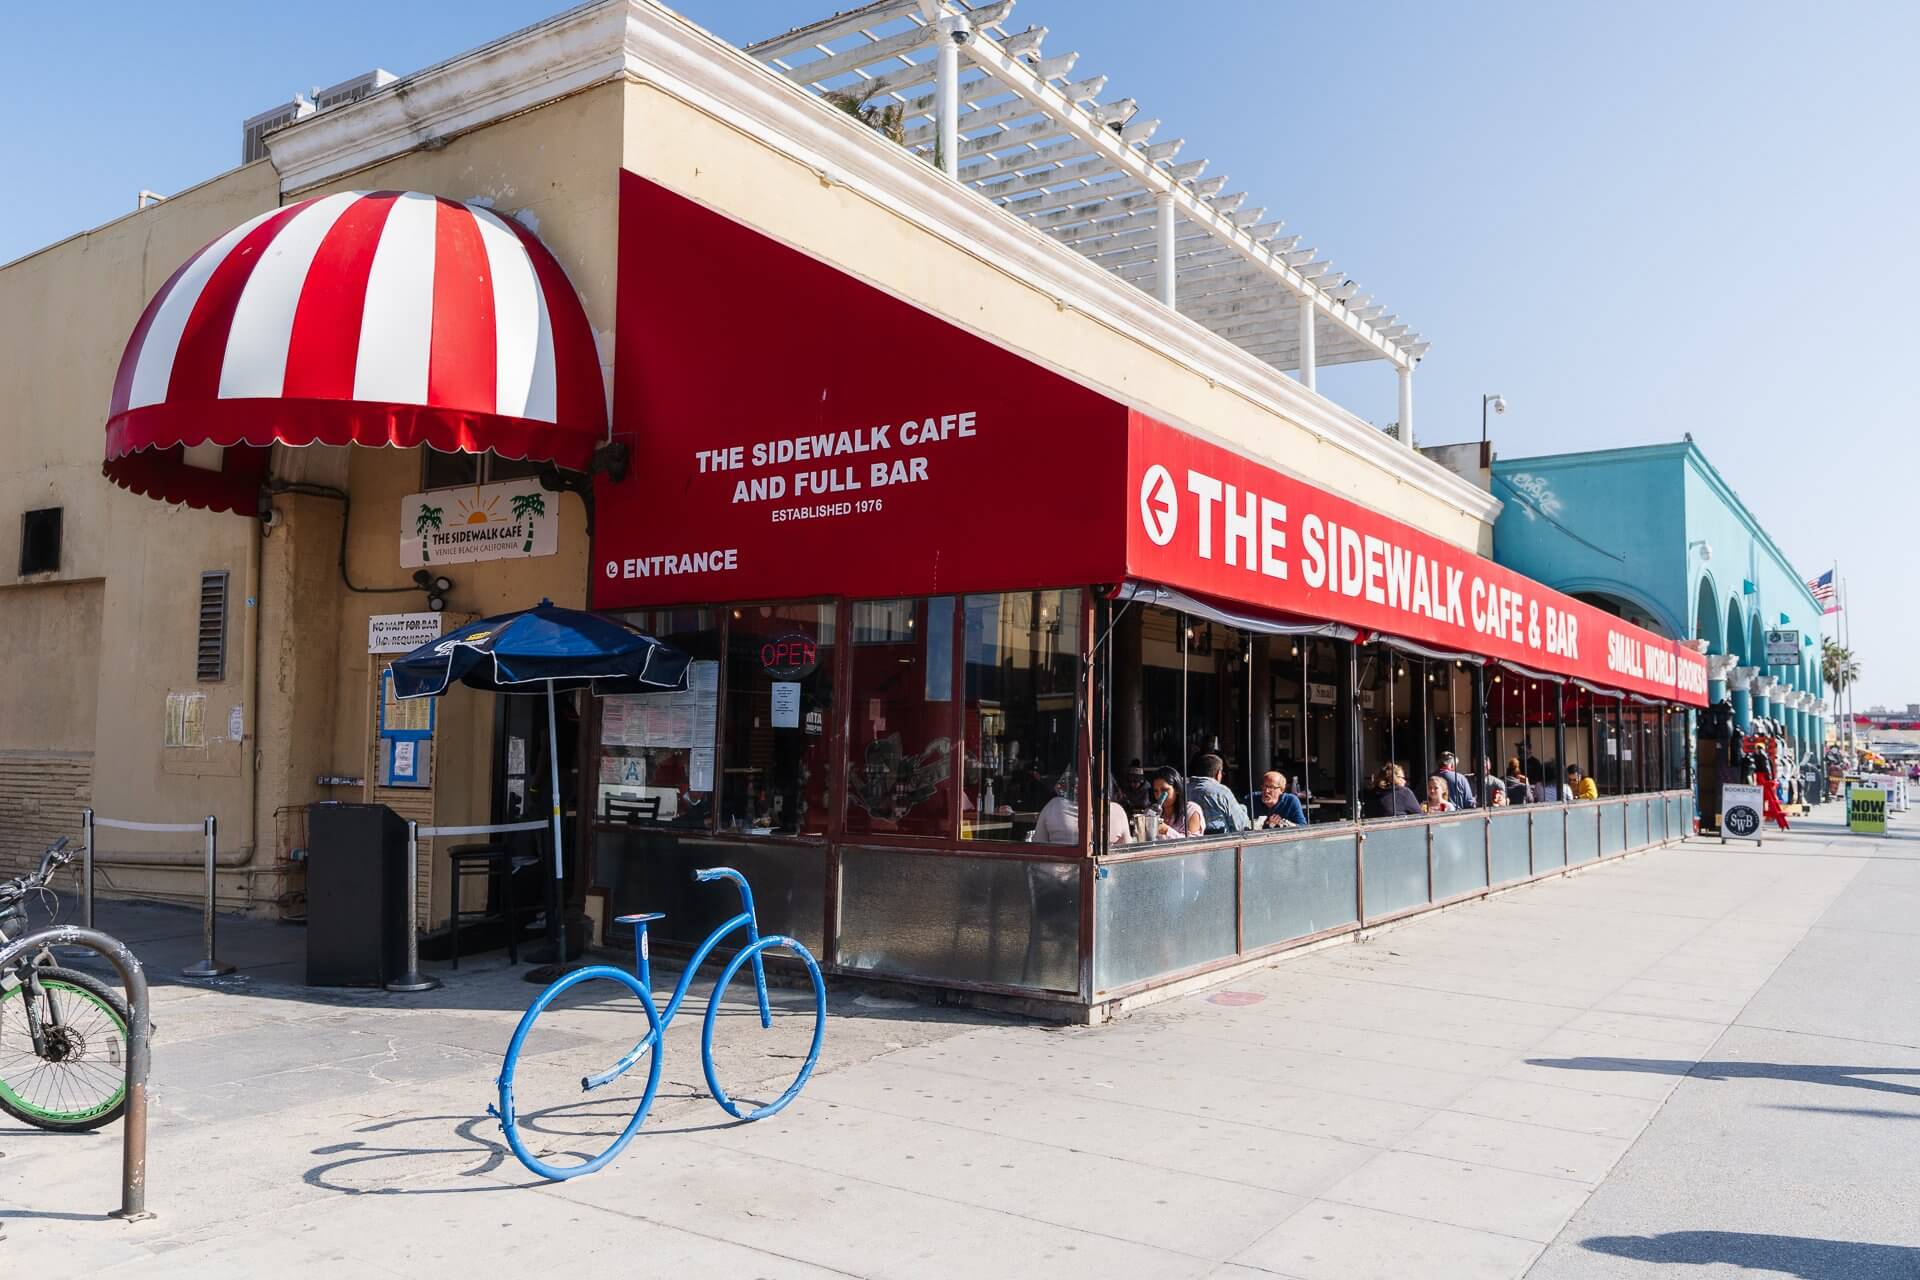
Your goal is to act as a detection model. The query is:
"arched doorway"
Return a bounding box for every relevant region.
[1693,576,1722,653]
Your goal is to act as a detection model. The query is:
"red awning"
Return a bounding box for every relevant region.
[104,190,607,514]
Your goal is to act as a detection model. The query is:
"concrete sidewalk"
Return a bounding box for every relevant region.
[4,807,1916,1277]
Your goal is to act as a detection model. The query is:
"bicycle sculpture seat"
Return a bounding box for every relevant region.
[493,866,825,1180]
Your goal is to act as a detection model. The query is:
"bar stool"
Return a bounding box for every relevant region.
[448,843,518,968]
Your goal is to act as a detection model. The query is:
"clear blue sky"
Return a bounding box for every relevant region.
[6,2,1913,704]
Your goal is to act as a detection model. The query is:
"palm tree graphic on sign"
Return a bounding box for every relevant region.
[511,492,546,553]
[414,504,444,560]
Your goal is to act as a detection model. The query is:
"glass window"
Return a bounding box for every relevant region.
[1564,687,1596,797]
[422,446,549,490]
[1303,637,1351,822]
[962,590,1082,843]
[844,598,956,838]
[596,609,721,829]
[720,602,837,835]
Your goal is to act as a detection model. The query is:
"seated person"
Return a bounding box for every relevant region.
[1187,753,1252,833]
[1481,757,1506,805]
[1566,764,1599,801]
[1150,767,1205,838]
[1364,764,1423,819]
[1030,787,1130,846]
[1423,774,1456,813]
[1247,770,1309,828]
[1503,757,1533,804]
[1119,760,1153,812]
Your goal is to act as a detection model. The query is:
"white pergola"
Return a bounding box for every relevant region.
[747,0,1428,442]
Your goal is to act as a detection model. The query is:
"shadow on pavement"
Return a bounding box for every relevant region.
[1527,1056,1920,1100]
[1768,1104,1920,1121]
[303,1086,748,1195]
[1582,1230,1920,1278]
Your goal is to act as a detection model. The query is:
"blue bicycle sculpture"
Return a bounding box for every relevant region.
[493,867,825,1181]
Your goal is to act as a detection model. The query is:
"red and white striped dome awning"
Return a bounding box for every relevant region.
[104,190,606,514]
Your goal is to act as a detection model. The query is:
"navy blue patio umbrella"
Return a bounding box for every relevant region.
[389,600,689,967]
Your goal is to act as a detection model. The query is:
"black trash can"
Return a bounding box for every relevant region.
[306,802,409,986]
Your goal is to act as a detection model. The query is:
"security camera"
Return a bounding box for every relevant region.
[937,17,973,45]
[258,506,281,531]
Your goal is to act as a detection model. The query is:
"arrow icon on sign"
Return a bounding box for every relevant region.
[1140,464,1178,546]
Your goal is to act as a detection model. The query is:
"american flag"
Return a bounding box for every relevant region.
[1807,569,1839,614]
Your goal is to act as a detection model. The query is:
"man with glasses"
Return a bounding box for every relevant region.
[1248,770,1309,829]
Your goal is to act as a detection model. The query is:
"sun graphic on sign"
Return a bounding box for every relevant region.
[452,494,501,525]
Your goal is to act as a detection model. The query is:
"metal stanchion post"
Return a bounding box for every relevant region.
[181,815,234,979]
[82,805,96,929]
[387,820,441,992]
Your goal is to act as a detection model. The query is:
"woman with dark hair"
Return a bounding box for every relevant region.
[1149,767,1204,839]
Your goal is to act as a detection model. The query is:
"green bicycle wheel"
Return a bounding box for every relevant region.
[0,967,130,1132]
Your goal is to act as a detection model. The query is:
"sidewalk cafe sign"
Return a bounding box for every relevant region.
[1848,786,1887,835]
[1719,783,1764,845]
[402,479,556,567]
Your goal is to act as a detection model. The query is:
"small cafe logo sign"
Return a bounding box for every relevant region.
[401,478,557,567]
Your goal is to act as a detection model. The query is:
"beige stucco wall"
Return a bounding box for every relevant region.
[620,79,1488,551]
[0,85,613,915]
[0,163,279,887]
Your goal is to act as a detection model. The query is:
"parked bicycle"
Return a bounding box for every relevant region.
[0,837,132,1132]
[493,866,825,1180]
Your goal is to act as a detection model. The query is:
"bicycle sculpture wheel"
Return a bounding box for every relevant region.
[494,867,826,1181]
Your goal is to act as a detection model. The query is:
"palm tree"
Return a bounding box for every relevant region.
[511,492,546,553]
[1822,638,1860,695]
[1823,637,1861,748]
[414,505,444,560]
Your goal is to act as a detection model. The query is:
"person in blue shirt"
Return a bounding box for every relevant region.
[1187,754,1252,834]
[1247,770,1309,828]
[1437,751,1477,810]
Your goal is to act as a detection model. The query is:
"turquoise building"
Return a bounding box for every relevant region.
[1490,440,1827,755]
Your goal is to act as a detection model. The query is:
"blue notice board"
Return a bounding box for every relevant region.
[378,668,436,788]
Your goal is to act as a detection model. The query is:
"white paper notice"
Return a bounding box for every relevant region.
[600,697,631,746]
[689,747,715,792]
[393,740,417,775]
[771,681,802,728]
[228,704,245,742]
[689,660,719,694]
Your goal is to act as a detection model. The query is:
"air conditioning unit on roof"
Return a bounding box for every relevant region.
[313,68,397,111]
[241,96,315,164]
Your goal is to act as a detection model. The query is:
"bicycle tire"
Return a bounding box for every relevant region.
[495,964,663,1181]
[0,966,130,1132]
[700,935,826,1122]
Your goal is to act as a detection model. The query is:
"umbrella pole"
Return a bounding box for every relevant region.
[546,678,566,963]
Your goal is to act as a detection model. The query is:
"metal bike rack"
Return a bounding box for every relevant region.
[81,809,230,978]
[386,818,547,993]
[0,925,155,1222]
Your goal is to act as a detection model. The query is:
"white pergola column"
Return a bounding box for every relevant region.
[1155,191,1176,307]
[1397,364,1414,447]
[1297,294,1316,392]
[935,16,966,179]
